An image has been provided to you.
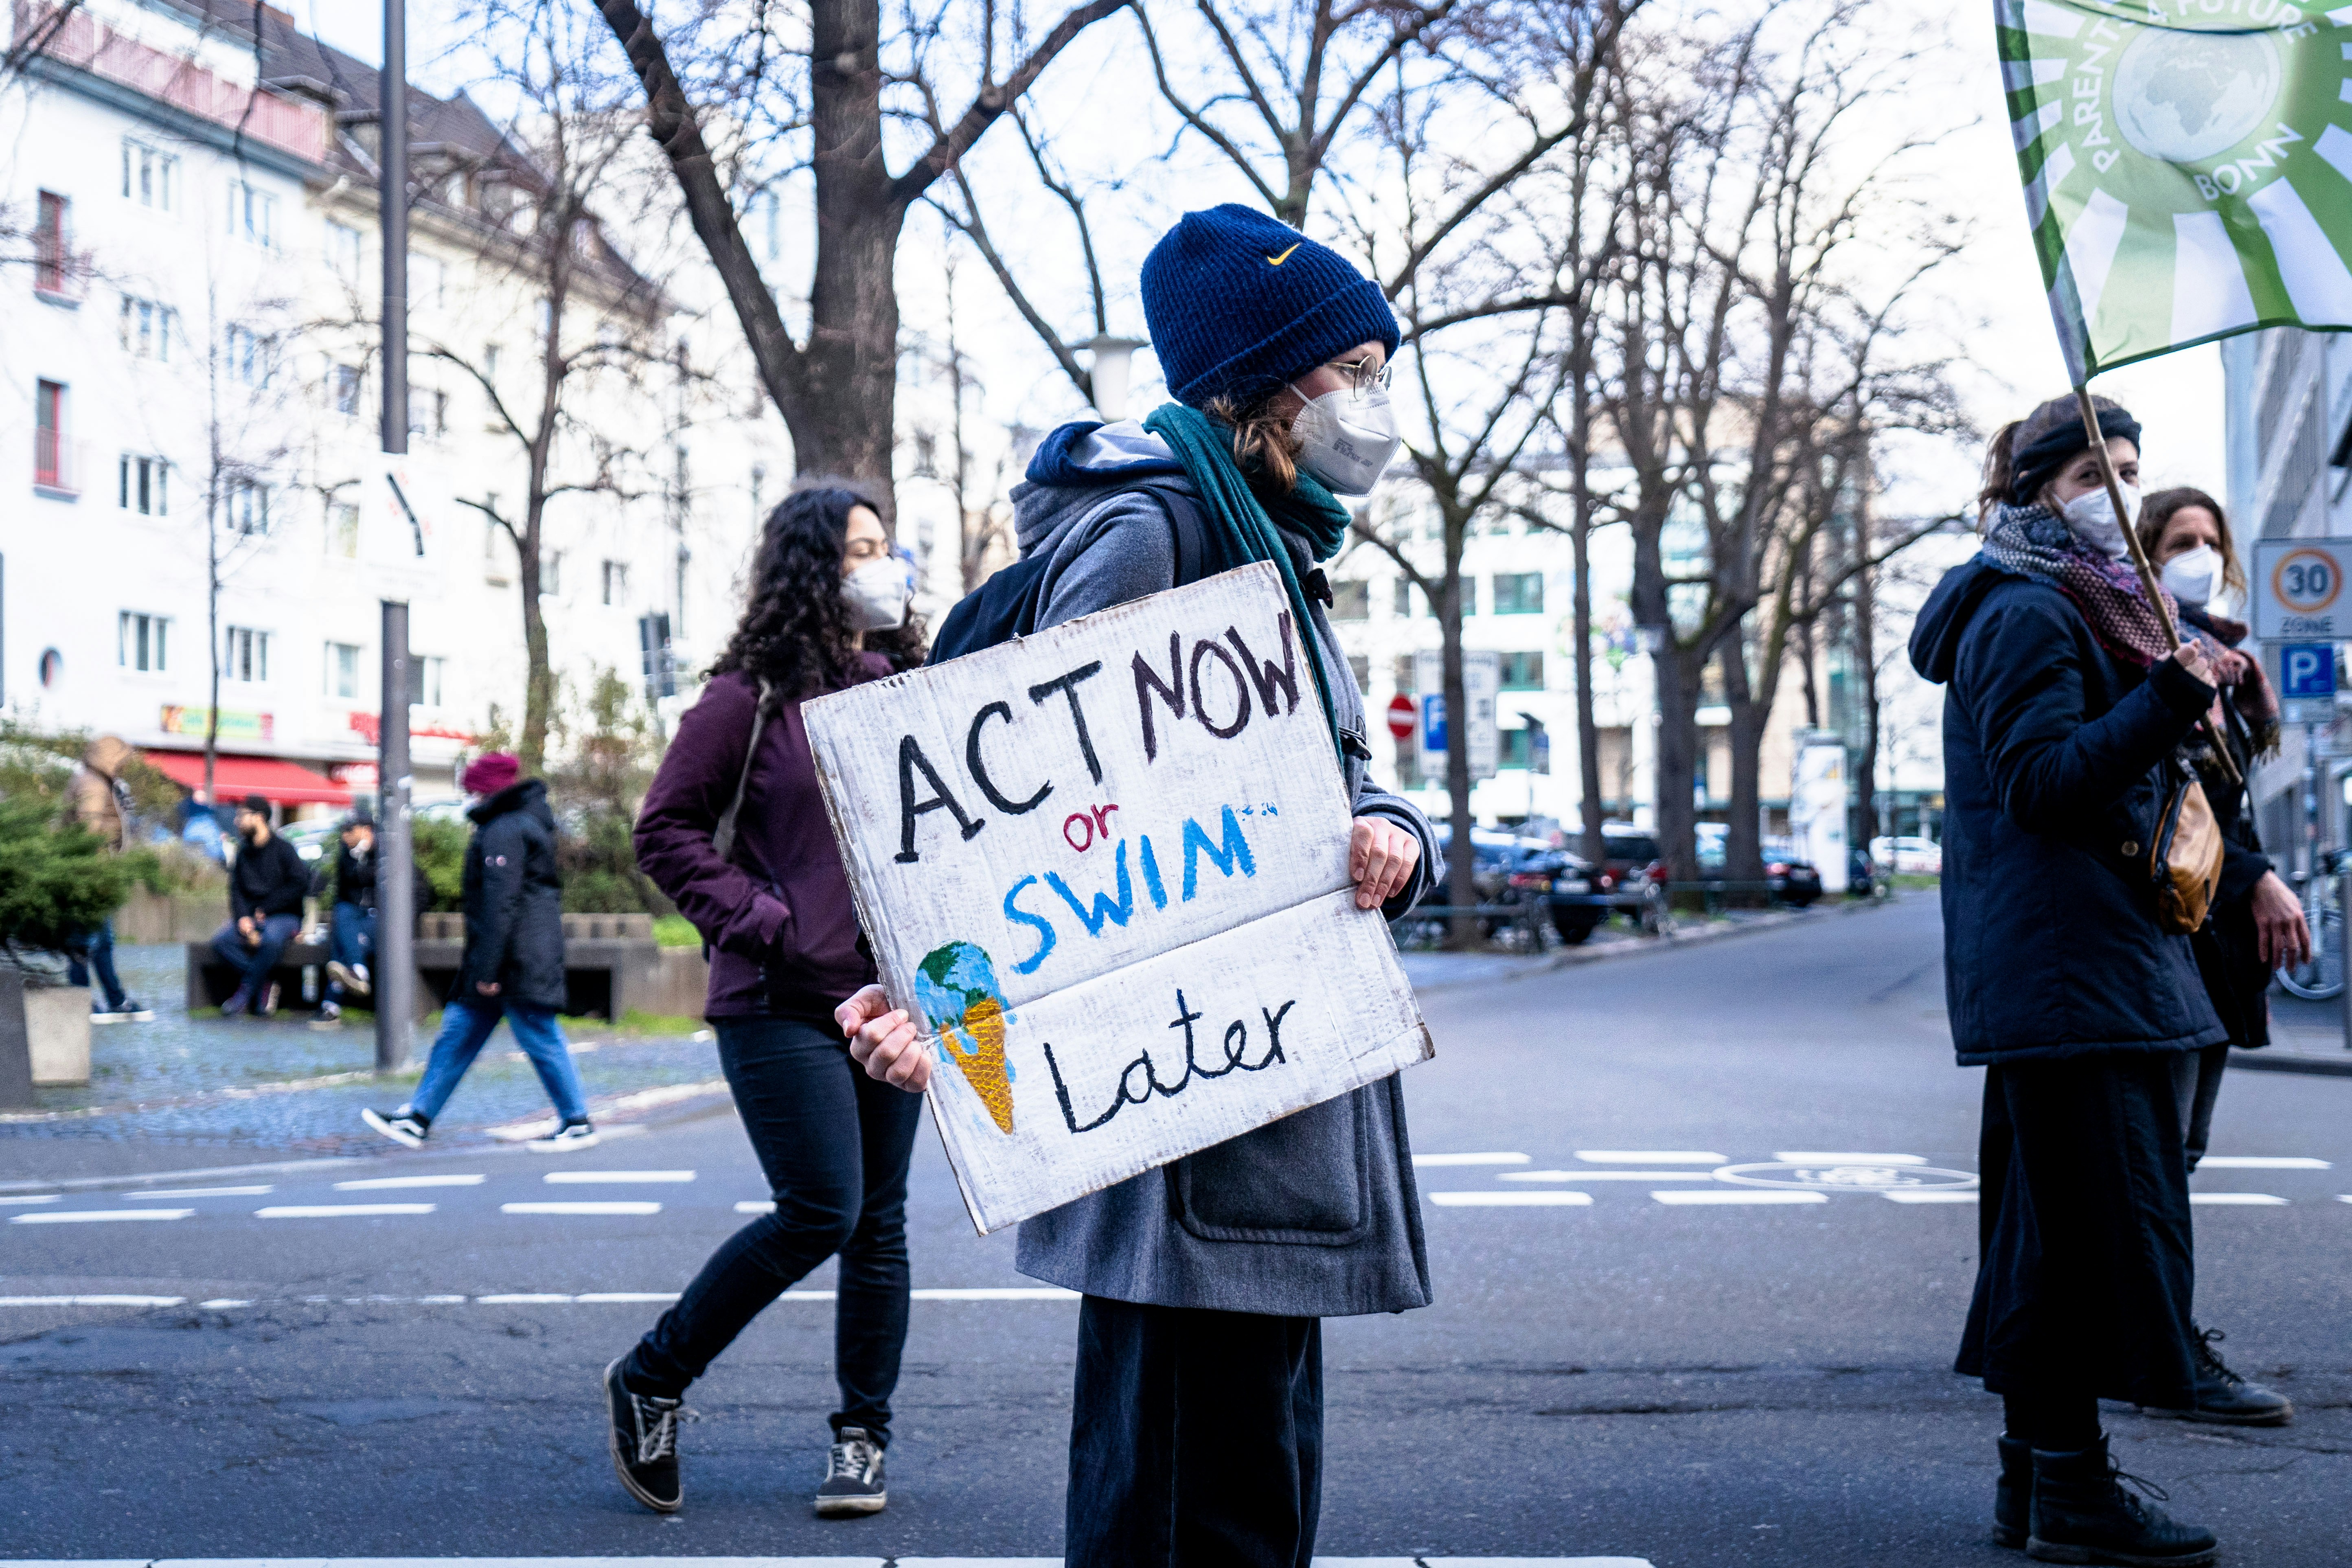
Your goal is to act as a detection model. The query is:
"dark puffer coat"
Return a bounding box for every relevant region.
[1909,556,2227,1064]
[459,779,566,1011]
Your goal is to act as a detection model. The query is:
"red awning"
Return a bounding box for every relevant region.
[142,750,353,806]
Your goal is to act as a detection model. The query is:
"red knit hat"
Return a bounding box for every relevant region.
[462,752,521,796]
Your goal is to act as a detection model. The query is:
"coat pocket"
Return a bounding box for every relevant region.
[1168,1089,1372,1246]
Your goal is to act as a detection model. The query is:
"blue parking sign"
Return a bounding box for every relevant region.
[2281,643,2337,700]
[1421,693,1447,753]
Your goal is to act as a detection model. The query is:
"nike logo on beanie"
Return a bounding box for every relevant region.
[1265,243,1302,266]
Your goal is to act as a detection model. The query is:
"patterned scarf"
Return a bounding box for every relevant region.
[1979,502,2190,669]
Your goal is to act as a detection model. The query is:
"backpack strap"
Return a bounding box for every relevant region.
[1120,475,1221,588]
[710,678,774,863]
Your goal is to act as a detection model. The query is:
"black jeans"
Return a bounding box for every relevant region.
[624,1015,924,1441]
[1066,1296,1322,1568]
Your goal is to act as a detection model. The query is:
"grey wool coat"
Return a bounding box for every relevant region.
[1008,423,1440,1319]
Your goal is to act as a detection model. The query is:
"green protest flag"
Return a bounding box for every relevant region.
[2001,0,2352,380]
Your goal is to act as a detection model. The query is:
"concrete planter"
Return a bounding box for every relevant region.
[26,984,91,1086]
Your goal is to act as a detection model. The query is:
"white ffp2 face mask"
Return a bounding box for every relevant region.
[843,558,910,632]
[1288,382,1402,496]
[2160,544,2223,607]
[2059,482,2139,559]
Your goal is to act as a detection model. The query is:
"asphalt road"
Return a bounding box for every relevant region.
[6,895,2349,1566]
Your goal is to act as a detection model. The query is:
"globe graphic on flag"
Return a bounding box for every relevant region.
[2112,29,2280,165]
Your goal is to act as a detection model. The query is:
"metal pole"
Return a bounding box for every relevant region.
[380,0,408,458]
[377,603,414,1072]
[2338,833,2352,1052]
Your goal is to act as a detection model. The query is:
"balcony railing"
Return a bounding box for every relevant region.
[33,428,78,496]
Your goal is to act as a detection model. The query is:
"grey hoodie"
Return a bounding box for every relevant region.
[1009,421,1440,1318]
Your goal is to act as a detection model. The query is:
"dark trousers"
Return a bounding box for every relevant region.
[625,1015,923,1441]
[2174,1042,2229,1173]
[63,919,126,1009]
[1066,1296,1323,1568]
[209,914,301,1003]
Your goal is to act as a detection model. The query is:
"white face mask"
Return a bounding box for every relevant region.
[1287,381,1402,496]
[842,558,910,632]
[2160,543,2223,607]
[2058,482,2139,559]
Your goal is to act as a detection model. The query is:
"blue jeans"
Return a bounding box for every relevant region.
[209,914,302,1004]
[410,996,587,1125]
[326,901,375,1001]
[622,1015,924,1441]
[64,920,127,1009]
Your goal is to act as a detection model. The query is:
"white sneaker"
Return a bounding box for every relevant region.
[528,1120,600,1152]
[362,1106,430,1147]
[327,961,373,998]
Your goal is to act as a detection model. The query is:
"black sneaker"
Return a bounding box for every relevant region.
[527,1119,600,1153]
[603,1357,682,1513]
[2152,1326,2293,1428]
[361,1107,430,1148]
[90,999,155,1023]
[815,1425,887,1517]
[316,1000,343,1024]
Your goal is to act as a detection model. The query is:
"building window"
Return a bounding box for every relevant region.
[119,611,169,672]
[419,655,446,708]
[331,363,362,417]
[1330,579,1370,621]
[226,324,271,386]
[228,182,276,248]
[541,549,563,598]
[122,140,177,211]
[326,220,361,280]
[407,387,446,437]
[1492,571,1544,615]
[1392,578,1414,618]
[327,500,359,557]
[1500,728,1534,769]
[119,294,174,360]
[1499,649,1545,691]
[33,379,70,492]
[601,559,628,607]
[224,626,271,684]
[118,454,169,515]
[228,479,270,535]
[33,191,69,296]
[324,640,362,700]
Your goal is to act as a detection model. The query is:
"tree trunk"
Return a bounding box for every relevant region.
[517,518,553,776]
[1721,635,1766,887]
[1441,561,1477,948]
[1630,518,1700,880]
[1853,513,1882,857]
[1567,346,1606,866]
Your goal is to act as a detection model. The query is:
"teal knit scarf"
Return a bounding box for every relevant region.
[1143,403,1351,758]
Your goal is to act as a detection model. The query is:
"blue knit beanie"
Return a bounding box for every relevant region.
[1141,204,1400,409]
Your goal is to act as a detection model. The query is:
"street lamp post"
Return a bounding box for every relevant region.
[375,0,414,1075]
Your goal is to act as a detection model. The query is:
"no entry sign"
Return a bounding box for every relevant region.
[1385,692,1415,740]
[802,563,1432,1234]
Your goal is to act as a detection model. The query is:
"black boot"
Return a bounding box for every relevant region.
[2170,1325,2293,1426]
[1995,1434,2033,1548]
[2028,1438,2217,1566]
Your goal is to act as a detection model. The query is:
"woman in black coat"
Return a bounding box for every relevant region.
[361,753,596,1152]
[1909,394,2222,1566]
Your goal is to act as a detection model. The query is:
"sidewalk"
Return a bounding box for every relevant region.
[2239,993,2352,1077]
[0,944,730,1183]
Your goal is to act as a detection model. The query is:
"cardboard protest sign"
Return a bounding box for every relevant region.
[803,562,1432,1234]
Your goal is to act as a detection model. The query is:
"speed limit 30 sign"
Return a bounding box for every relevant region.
[2254,540,2352,641]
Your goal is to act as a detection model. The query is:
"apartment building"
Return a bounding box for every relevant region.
[0,0,776,812]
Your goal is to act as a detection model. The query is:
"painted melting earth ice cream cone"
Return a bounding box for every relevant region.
[914,941,1015,1134]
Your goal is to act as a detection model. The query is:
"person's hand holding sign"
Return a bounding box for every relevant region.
[840,987,930,1093]
[1350,815,1420,910]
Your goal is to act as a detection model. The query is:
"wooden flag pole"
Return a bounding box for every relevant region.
[2071,385,2243,789]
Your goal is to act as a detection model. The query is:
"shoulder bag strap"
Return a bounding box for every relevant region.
[710,678,774,864]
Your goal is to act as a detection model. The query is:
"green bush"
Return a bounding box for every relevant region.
[0,798,137,955]
[547,667,669,915]
[415,818,467,911]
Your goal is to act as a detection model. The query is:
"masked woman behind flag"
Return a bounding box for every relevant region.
[1909,394,2223,1566]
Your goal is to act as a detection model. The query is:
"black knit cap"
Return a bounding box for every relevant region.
[2009,403,2142,504]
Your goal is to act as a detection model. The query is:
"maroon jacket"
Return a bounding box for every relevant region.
[634,663,886,1019]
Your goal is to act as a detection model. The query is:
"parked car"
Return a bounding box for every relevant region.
[1596,822,1665,906]
[1759,837,1824,907]
[1869,835,1942,875]
[1416,826,1603,945]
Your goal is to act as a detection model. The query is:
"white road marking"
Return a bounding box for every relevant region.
[1412,1151,1531,1166]
[2198,1156,2330,1169]
[255,1204,437,1219]
[1652,1189,1828,1206]
[0,1195,60,1205]
[128,1185,274,1198]
[574,1292,682,1303]
[543,1170,696,1184]
[11,1209,194,1224]
[1429,1191,1595,1207]
[197,1299,252,1308]
[1771,1152,1926,1165]
[1883,1190,1979,1204]
[474,1294,574,1304]
[2188,1193,2287,1206]
[0,1294,186,1306]
[1502,1170,1714,1182]
[335,1174,486,1189]
[735,1200,776,1213]
[1577,1150,1727,1164]
[500,1201,662,1216]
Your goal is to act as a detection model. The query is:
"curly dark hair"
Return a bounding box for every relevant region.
[709,482,926,697]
